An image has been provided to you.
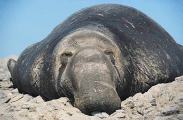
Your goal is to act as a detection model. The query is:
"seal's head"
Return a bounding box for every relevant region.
[54,30,123,114]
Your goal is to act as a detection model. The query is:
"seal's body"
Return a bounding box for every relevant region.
[8,4,183,114]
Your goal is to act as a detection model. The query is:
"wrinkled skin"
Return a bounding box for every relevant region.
[7,4,183,115]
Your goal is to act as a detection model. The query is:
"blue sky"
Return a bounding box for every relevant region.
[0,0,183,58]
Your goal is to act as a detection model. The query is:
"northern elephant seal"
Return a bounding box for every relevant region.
[7,4,183,114]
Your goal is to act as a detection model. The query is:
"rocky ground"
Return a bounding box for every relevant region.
[0,56,183,120]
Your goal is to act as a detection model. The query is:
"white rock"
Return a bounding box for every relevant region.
[178,114,183,120]
[11,89,18,94]
[9,94,23,103]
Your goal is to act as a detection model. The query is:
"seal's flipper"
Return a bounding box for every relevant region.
[7,59,16,77]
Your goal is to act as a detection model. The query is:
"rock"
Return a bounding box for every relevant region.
[92,112,103,118]
[34,96,44,104]
[11,89,18,94]
[111,112,126,118]
[28,95,44,104]
[110,110,126,119]
[21,104,32,110]
[160,105,180,116]
[20,94,32,102]
[59,97,69,102]
[0,81,13,88]
[1,98,11,104]
[175,76,183,81]
[173,93,183,104]
[123,98,135,109]
[150,98,157,106]
[12,113,29,120]
[154,115,178,120]
[91,112,109,119]
[0,92,6,99]
[101,112,110,118]
[15,109,29,119]
[64,107,81,115]
[134,101,144,107]
[55,112,72,120]
[0,115,14,120]
[178,114,183,120]
[0,71,11,80]
[9,94,24,103]
[70,113,100,120]
[143,106,155,115]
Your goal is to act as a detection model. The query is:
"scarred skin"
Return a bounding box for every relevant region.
[7,4,183,114]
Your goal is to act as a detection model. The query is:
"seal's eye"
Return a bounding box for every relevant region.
[104,50,115,65]
[104,50,113,55]
[61,52,73,57]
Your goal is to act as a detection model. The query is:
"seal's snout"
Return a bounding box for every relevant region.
[74,80,121,114]
[70,47,121,114]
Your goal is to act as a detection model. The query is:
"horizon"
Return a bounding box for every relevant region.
[0,0,183,58]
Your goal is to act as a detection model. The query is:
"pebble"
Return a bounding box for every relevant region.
[21,94,32,102]
[0,115,14,120]
[110,110,126,118]
[160,105,180,116]
[175,76,183,81]
[125,99,135,109]
[2,98,11,103]
[92,112,104,118]
[9,94,24,103]
[134,101,144,108]
[11,89,18,94]
[92,112,109,118]
[21,104,31,110]
[173,93,183,104]
[34,96,44,104]
[150,98,157,106]
[178,114,183,120]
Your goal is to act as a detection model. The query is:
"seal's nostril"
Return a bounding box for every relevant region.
[61,52,73,57]
[60,52,73,65]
